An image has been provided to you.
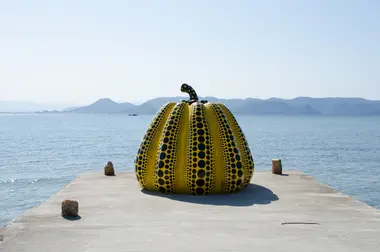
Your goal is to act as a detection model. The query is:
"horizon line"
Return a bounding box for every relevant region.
[1,95,379,108]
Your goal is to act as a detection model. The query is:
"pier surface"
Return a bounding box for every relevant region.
[1,170,380,252]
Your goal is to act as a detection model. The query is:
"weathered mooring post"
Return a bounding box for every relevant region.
[104,161,115,176]
[272,159,282,175]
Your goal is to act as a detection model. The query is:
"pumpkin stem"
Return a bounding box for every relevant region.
[181,83,199,102]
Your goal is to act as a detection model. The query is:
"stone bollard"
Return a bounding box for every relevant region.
[272,159,282,175]
[104,161,115,176]
[61,200,79,217]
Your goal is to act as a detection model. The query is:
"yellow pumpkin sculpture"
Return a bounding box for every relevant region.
[135,83,254,195]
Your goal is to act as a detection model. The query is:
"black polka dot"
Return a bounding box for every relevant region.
[198,152,205,159]
[159,187,166,193]
[157,170,164,177]
[197,169,205,178]
[198,160,206,168]
[196,179,205,187]
[196,188,205,195]
[198,143,205,150]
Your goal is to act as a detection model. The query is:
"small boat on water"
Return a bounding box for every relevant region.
[128,113,138,116]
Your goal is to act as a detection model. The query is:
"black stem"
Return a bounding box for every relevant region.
[181,83,199,101]
[180,83,208,104]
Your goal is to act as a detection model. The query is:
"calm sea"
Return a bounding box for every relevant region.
[1,114,379,226]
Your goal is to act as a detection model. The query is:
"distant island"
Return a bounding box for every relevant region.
[2,96,380,116]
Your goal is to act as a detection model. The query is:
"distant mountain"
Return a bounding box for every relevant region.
[62,97,380,116]
[4,96,380,116]
[287,97,380,116]
[136,96,186,112]
[0,101,69,113]
[123,102,157,114]
[62,106,81,112]
[137,96,245,113]
[233,98,321,115]
[369,110,380,116]
[68,98,136,114]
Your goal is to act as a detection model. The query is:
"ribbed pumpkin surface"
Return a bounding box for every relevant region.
[135,84,254,195]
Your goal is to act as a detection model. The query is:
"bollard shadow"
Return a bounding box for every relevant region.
[62,215,82,221]
[141,184,279,207]
[278,174,289,176]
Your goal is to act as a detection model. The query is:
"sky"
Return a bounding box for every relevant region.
[0,0,379,106]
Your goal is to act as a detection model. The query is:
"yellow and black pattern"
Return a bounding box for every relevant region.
[186,102,215,195]
[134,102,173,189]
[134,83,254,195]
[219,104,254,188]
[181,83,199,101]
[210,103,245,193]
[153,102,185,193]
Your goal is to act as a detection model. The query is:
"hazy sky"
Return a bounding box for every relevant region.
[0,0,379,106]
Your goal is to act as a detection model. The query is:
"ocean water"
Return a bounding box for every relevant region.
[0,113,379,226]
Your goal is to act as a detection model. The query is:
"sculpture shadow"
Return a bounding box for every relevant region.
[62,215,82,221]
[141,184,279,207]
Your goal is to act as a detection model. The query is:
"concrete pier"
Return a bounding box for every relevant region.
[1,170,380,252]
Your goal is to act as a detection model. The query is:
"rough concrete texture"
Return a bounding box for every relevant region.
[1,170,380,252]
